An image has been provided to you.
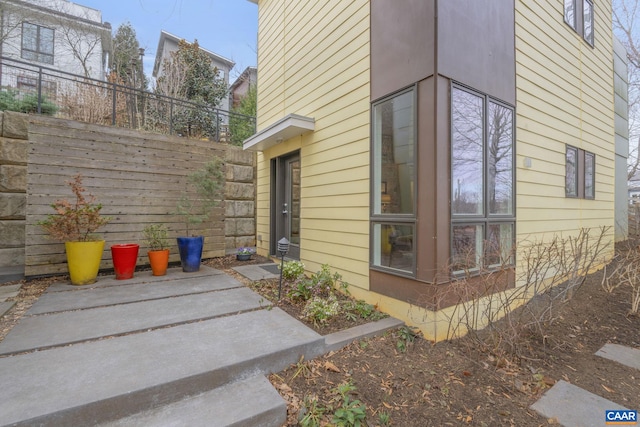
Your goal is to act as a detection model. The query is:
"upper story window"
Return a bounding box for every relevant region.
[564,0,595,46]
[583,0,594,46]
[21,23,54,65]
[564,0,576,29]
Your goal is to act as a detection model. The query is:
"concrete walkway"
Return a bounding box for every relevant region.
[0,265,402,426]
[531,343,640,427]
[0,283,20,318]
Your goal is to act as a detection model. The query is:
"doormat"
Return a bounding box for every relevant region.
[259,264,280,275]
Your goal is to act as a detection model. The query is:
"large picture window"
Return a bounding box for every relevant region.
[21,23,54,65]
[451,85,514,273]
[371,88,416,275]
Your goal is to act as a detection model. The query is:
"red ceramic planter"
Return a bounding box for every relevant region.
[111,243,139,280]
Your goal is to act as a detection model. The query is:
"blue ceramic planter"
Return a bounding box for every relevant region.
[177,236,204,272]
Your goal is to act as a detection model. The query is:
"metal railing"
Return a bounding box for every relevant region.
[0,56,256,144]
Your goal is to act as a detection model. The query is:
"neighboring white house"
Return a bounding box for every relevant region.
[0,0,112,83]
[152,30,235,112]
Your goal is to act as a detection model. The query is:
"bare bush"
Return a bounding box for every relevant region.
[440,227,612,358]
[602,244,640,315]
[57,74,129,126]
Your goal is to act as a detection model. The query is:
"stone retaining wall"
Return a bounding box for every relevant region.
[0,112,28,269]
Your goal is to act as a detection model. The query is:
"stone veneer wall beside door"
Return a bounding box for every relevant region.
[224,146,256,253]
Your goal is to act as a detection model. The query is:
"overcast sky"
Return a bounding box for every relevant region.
[77,0,258,81]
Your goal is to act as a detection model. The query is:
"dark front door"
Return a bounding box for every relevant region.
[272,152,301,259]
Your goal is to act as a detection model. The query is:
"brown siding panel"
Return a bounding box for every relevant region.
[437,0,516,105]
[370,0,435,100]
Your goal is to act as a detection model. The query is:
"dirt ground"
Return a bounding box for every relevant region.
[226,257,639,427]
[1,255,639,427]
[268,270,639,427]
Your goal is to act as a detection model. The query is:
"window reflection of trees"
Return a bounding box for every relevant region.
[452,89,483,215]
[452,90,513,216]
[564,0,576,29]
[452,225,482,271]
[451,86,514,273]
[583,0,593,44]
[485,223,514,266]
[566,147,578,197]
[488,102,513,215]
[585,152,594,198]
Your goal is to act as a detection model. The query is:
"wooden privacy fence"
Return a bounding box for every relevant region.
[23,115,255,278]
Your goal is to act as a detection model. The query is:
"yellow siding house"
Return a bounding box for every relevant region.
[244,0,621,341]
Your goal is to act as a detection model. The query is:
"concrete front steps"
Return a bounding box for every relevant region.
[0,266,402,427]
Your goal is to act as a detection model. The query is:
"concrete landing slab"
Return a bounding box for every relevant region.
[0,287,267,355]
[100,376,286,427]
[28,273,242,315]
[233,263,280,281]
[596,343,640,371]
[0,284,21,301]
[530,380,629,427]
[0,301,15,317]
[0,308,324,426]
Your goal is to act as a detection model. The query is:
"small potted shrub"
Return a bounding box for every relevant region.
[143,224,170,276]
[38,174,110,285]
[236,247,254,261]
[175,158,224,272]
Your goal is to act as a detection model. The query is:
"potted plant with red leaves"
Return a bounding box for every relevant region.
[38,174,110,285]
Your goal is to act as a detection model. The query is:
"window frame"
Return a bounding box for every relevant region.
[564,0,577,30]
[370,86,418,277]
[563,0,595,47]
[451,86,485,218]
[450,83,515,274]
[565,145,596,199]
[584,151,595,199]
[21,22,55,65]
[583,0,594,46]
[565,145,579,198]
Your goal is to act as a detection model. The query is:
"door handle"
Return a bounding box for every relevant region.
[282,203,288,215]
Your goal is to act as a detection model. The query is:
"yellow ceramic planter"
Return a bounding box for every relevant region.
[65,240,105,285]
